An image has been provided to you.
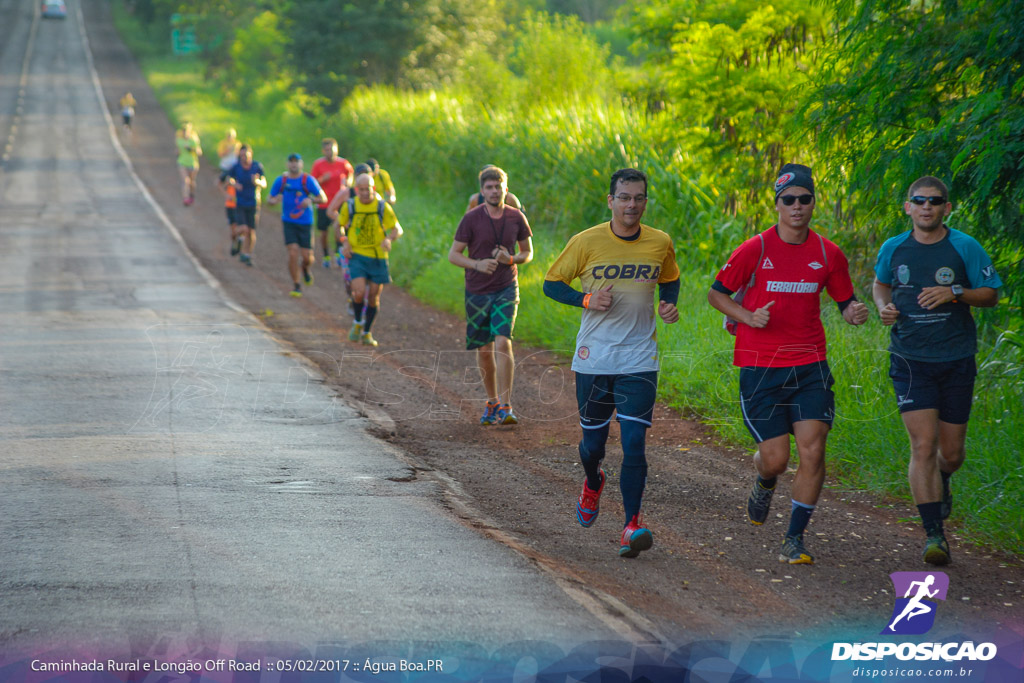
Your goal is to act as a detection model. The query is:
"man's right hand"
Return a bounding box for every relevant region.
[747,300,774,328]
[879,302,900,326]
[476,258,499,275]
[341,241,353,259]
[587,283,614,311]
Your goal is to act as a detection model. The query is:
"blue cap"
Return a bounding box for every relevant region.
[288,153,302,161]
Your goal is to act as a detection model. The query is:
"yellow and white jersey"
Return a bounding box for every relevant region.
[546,222,679,375]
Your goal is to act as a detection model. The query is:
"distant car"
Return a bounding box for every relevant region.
[41,0,66,18]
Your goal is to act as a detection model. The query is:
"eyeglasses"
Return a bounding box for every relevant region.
[779,194,813,206]
[613,194,648,203]
[909,195,946,206]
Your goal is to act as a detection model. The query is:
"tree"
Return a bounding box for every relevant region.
[625,1,832,225]
[801,0,1024,308]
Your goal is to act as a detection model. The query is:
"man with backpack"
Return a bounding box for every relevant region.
[330,173,403,346]
[706,163,868,565]
[267,153,327,298]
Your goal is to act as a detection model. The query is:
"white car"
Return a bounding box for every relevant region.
[41,0,67,18]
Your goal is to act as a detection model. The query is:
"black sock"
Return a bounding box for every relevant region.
[787,500,815,538]
[353,301,364,324]
[363,306,378,333]
[757,475,777,490]
[917,502,944,536]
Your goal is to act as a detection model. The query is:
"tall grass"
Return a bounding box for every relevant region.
[112,6,1024,554]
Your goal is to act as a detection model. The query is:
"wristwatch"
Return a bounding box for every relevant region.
[951,284,964,302]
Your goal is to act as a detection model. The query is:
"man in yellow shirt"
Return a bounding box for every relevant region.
[366,159,396,205]
[329,173,403,347]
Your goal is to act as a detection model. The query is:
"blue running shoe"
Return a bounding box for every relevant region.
[576,470,605,527]
[480,400,499,426]
[495,404,518,425]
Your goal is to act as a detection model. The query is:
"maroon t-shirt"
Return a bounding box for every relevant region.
[455,204,532,295]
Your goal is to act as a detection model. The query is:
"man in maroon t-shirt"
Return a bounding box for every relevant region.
[310,138,354,268]
[707,163,869,566]
[448,166,533,426]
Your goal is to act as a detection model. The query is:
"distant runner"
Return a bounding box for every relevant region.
[331,173,403,347]
[310,138,354,268]
[217,128,241,172]
[175,121,202,206]
[119,92,136,134]
[267,153,327,298]
[223,144,266,266]
[365,158,396,205]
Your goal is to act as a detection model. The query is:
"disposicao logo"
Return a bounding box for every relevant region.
[831,571,998,663]
[883,571,948,635]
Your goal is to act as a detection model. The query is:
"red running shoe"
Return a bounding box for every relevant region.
[619,514,653,558]
[576,470,605,527]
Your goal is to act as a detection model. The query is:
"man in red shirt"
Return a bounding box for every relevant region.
[310,138,354,268]
[707,163,868,565]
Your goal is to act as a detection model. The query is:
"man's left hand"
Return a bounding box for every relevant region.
[918,286,955,310]
[658,300,679,324]
[843,300,869,325]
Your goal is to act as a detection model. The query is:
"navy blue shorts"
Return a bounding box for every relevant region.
[316,208,332,232]
[739,361,835,443]
[348,253,392,284]
[576,372,658,431]
[225,207,237,226]
[283,220,313,248]
[236,206,258,229]
[889,354,976,424]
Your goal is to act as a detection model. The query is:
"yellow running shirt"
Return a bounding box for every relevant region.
[339,198,399,259]
[546,222,679,375]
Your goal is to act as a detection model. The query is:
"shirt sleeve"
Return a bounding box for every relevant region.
[873,235,900,284]
[545,234,584,284]
[269,176,282,197]
[516,212,533,241]
[454,213,473,244]
[382,203,398,231]
[951,231,1003,289]
[714,237,759,292]
[658,237,680,283]
[310,177,324,196]
[824,244,855,303]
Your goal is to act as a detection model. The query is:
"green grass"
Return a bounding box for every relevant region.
[112,5,1024,555]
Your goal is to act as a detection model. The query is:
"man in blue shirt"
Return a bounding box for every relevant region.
[872,176,1001,566]
[267,153,327,298]
[222,145,266,266]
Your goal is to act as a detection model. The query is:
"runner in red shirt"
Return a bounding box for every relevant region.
[707,163,869,565]
[310,138,354,268]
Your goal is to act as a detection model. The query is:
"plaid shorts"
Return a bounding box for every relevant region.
[465,284,519,350]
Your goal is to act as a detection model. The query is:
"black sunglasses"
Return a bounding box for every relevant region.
[909,195,946,206]
[779,194,813,206]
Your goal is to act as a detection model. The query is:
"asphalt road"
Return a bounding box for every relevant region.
[0,0,620,659]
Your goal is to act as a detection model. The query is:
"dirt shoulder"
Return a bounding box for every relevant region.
[83,0,1021,645]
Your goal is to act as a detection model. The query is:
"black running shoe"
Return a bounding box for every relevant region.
[923,534,951,566]
[747,479,775,525]
[779,534,814,564]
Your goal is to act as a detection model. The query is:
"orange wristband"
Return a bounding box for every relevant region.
[582,293,592,309]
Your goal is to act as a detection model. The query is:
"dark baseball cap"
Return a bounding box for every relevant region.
[287,153,302,161]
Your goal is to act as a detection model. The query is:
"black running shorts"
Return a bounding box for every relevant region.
[889,354,976,424]
[739,361,835,443]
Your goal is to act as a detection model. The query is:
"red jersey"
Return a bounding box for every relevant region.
[310,156,354,209]
[715,226,854,368]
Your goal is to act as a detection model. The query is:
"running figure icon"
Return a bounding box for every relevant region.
[888,575,939,632]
